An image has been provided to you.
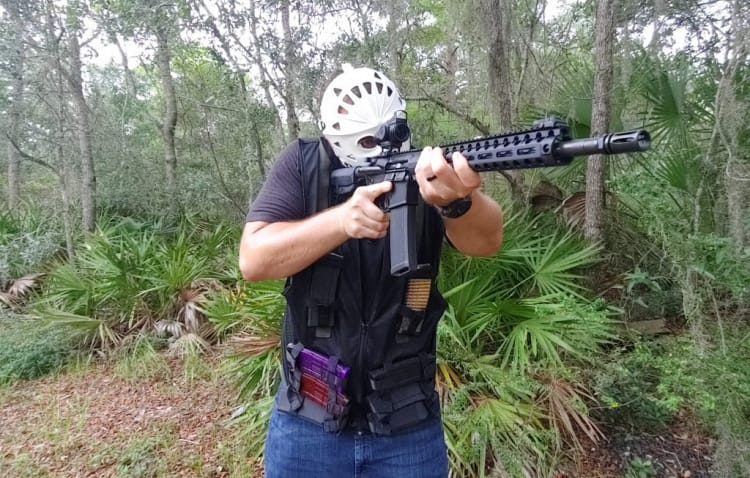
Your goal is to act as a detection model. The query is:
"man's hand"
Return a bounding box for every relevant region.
[414,147,481,207]
[337,180,392,239]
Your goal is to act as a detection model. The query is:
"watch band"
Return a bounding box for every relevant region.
[438,196,473,219]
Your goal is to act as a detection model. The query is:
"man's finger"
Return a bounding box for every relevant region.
[451,152,481,189]
[358,180,392,200]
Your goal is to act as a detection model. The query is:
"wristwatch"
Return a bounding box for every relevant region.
[438,196,473,218]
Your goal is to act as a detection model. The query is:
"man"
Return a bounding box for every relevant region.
[239,64,503,477]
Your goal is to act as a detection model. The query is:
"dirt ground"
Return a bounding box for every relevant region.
[559,412,715,478]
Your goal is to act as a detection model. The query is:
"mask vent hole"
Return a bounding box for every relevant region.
[333,88,342,96]
[386,86,393,97]
[363,82,372,94]
[376,82,383,94]
[374,72,382,79]
[332,122,341,130]
[351,86,361,98]
[342,94,354,105]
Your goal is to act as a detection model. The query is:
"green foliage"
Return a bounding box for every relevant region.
[443,386,552,477]
[437,211,614,475]
[440,212,604,299]
[205,280,285,339]
[32,216,239,351]
[4,2,747,477]
[593,342,682,430]
[0,210,63,283]
[625,457,657,478]
[594,325,750,456]
[108,435,173,478]
[113,334,171,383]
[497,297,614,371]
[658,331,750,442]
[203,279,285,458]
[683,233,750,301]
[0,314,79,385]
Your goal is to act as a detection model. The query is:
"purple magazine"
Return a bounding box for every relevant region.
[297,348,350,394]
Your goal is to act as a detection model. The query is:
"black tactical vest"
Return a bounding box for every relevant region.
[276,138,447,435]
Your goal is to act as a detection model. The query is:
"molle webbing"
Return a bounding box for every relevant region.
[305,252,343,337]
[367,381,435,416]
[366,383,439,435]
[368,353,435,392]
[365,353,438,435]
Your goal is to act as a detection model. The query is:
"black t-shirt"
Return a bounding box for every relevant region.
[246,141,306,223]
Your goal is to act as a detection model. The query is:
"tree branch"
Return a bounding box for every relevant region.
[4,132,60,177]
[407,94,491,135]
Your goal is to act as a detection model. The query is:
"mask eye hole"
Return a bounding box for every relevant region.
[357,136,379,149]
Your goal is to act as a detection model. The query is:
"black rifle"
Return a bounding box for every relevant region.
[330,117,651,277]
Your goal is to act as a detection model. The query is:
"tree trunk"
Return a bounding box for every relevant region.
[57,98,76,259]
[443,28,459,109]
[386,0,403,82]
[67,2,96,232]
[479,0,525,200]
[480,0,513,130]
[584,0,615,243]
[727,165,750,253]
[280,0,300,139]
[6,3,24,211]
[722,1,749,253]
[513,0,542,120]
[156,29,178,199]
[249,0,286,146]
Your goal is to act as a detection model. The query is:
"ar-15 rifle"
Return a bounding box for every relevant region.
[330,115,651,277]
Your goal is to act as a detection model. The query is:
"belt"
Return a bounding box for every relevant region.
[344,405,371,434]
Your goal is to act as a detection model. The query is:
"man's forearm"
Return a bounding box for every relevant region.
[240,208,349,281]
[444,191,503,257]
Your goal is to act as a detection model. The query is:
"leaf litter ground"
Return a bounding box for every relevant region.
[0,356,715,478]
[0,357,262,477]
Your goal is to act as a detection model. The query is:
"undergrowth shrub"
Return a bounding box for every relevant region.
[33,216,239,351]
[113,334,171,383]
[593,325,750,475]
[0,313,79,385]
[0,210,63,284]
[592,341,682,430]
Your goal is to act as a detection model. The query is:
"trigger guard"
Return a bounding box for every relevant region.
[376,193,391,212]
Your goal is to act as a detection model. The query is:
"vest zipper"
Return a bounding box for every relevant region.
[356,321,368,403]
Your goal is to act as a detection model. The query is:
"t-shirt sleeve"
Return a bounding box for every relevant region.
[246,141,305,223]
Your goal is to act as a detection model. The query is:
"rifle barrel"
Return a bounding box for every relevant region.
[556,130,650,158]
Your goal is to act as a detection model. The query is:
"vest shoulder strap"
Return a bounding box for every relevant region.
[298,137,336,215]
[295,138,342,338]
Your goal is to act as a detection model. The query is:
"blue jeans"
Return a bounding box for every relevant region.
[264,406,449,478]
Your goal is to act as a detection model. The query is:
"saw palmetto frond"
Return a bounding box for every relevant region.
[228,333,280,358]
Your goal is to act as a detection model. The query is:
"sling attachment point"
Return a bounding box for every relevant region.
[397,305,425,335]
[284,342,305,411]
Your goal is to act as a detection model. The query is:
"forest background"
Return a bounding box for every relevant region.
[1,0,749,477]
